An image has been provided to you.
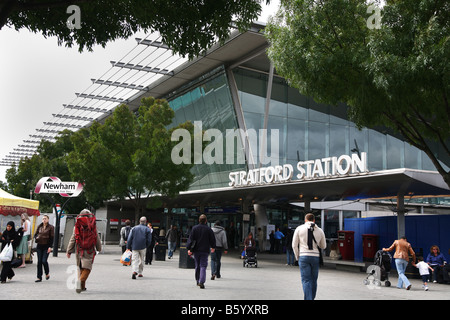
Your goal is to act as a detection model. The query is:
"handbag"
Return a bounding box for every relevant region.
[311,234,324,267]
[0,243,14,262]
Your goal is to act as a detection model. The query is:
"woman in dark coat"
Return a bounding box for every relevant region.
[34,214,55,282]
[1,221,18,283]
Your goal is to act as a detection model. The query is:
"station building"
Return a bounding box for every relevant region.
[98,23,450,260]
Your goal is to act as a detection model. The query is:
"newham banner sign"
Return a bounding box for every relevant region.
[34,176,84,197]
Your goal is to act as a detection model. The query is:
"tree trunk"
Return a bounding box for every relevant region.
[134,205,143,226]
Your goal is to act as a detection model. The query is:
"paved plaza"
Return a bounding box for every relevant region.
[3,245,449,301]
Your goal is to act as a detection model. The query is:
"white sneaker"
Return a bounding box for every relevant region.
[423,285,429,291]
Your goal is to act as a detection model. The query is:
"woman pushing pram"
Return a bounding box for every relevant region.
[243,232,258,267]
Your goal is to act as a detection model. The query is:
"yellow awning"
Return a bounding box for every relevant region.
[0,188,40,216]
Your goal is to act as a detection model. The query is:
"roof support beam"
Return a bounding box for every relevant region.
[52,114,94,121]
[135,38,170,49]
[75,93,126,103]
[91,79,149,92]
[63,104,109,113]
[43,122,82,128]
[110,61,174,76]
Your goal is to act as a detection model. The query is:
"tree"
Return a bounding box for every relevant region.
[67,97,195,222]
[5,129,92,214]
[265,0,450,187]
[5,155,41,200]
[1,0,268,58]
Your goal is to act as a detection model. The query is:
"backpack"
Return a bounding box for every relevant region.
[74,212,98,258]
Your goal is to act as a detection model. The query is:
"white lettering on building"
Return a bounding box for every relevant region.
[229,152,368,187]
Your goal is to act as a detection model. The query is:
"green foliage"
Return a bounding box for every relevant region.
[67,97,194,219]
[266,0,450,186]
[2,0,268,58]
[5,129,91,214]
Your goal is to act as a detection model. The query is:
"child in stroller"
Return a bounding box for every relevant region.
[243,232,258,268]
[364,250,392,287]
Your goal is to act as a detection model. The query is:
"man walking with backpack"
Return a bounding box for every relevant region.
[292,213,326,300]
[127,216,152,279]
[66,209,102,293]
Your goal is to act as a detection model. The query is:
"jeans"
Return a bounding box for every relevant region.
[36,245,50,280]
[211,248,223,277]
[395,258,411,289]
[299,255,320,300]
[286,248,295,265]
[194,252,209,285]
[168,241,176,258]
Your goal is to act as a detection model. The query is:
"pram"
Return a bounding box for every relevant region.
[243,247,258,268]
[363,250,391,287]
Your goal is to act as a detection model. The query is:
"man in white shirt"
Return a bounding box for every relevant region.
[292,213,326,300]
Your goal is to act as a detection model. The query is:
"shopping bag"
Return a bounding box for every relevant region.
[0,243,13,262]
[120,249,132,265]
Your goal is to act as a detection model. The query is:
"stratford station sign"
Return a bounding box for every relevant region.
[229,152,368,187]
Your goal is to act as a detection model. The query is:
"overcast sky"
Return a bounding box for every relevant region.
[0,2,280,183]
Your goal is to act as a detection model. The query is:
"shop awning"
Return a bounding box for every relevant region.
[0,188,40,216]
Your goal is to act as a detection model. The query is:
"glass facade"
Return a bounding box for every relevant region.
[167,68,246,190]
[162,62,449,246]
[232,67,443,173]
[166,65,447,191]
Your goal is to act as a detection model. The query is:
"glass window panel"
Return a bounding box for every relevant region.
[368,129,386,171]
[422,151,435,170]
[271,79,288,102]
[330,114,349,125]
[387,135,404,169]
[330,124,349,157]
[308,98,330,122]
[288,103,308,120]
[174,109,186,126]
[243,111,263,130]
[308,121,327,160]
[183,102,196,122]
[266,115,287,165]
[405,143,420,169]
[349,126,367,156]
[270,81,288,117]
[241,92,265,114]
[243,112,263,165]
[269,99,287,117]
[287,118,306,161]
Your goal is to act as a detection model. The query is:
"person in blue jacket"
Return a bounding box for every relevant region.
[127,217,152,279]
[274,228,285,254]
[426,245,448,283]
